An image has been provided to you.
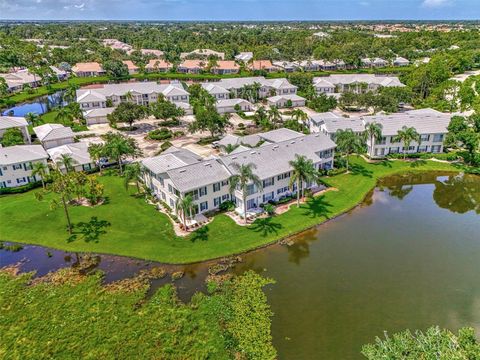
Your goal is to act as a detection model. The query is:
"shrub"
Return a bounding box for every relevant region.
[197,136,220,145]
[263,204,275,216]
[147,128,173,141]
[0,181,42,195]
[170,214,179,223]
[219,200,235,212]
[173,131,185,138]
[327,168,347,176]
[157,119,180,127]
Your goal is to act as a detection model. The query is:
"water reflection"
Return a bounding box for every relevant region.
[434,174,480,214]
[2,90,66,116]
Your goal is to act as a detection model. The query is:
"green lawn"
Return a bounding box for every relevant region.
[0,157,459,264]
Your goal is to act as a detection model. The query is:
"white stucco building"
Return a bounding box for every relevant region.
[0,145,49,188]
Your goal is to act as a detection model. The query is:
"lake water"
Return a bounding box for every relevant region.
[1,91,66,117]
[1,172,479,359]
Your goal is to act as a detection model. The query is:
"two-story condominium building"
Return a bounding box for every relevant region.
[142,147,231,214]
[0,145,49,188]
[267,94,306,108]
[363,109,450,158]
[33,124,75,150]
[76,81,190,110]
[72,62,105,77]
[221,133,336,213]
[142,131,336,216]
[216,99,254,114]
[201,83,231,100]
[313,74,405,95]
[211,61,240,75]
[214,77,298,99]
[145,59,173,73]
[0,116,31,143]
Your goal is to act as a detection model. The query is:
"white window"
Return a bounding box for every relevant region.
[214,197,221,207]
[200,201,208,211]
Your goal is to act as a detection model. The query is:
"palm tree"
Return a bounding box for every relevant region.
[58,154,75,173]
[267,106,282,129]
[364,122,383,158]
[31,162,48,189]
[229,163,263,224]
[123,162,142,194]
[55,107,74,125]
[252,82,262,102]
[125,91,134,103]
[335,129,364,172]
[36,170,76,234]
[395,126,421,159]
[289,154,318,207]
[254,106,268,127]
[63,83,79,103]
[88,143,106,174]
[176,195,195,231]
[291,109,309,128]
[25,112,41,127]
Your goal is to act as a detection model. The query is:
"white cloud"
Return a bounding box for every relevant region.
[422,0,452,7]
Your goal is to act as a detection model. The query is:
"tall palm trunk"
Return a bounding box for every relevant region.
[346,156,350,172]
[118,157,123,175]
[61,194,73,234]
[182,210,187,231]
[296,178,301,207]
[370,135,374,158]
[243,194,247,224]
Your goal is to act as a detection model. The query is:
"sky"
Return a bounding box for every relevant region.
[0,0,479,21]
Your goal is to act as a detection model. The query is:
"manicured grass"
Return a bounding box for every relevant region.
[39,110,88,132]
[0,157,460,263]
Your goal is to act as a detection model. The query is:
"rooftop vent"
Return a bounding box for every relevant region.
[250,151,256,155]
[204,163,211,166]
[273,145,279,149]
[290,141,295,144]
[179,169,186,173]
[232,156,237,160]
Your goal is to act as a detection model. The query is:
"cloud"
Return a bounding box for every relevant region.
[422,0,452,7]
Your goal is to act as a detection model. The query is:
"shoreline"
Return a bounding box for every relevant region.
[0,165,463,265]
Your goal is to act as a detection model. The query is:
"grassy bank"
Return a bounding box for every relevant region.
[0,268,275,359]
[0,157,460,263]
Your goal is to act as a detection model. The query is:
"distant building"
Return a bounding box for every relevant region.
[211,61,240,75]
[145,59,173,73]
[267,94,306,108]
[141,49,164,57]
[0,69,41,92]
[393,56,410,67]
[180,49,225,60]
[216,99,254,114]
[72,62,105,77]
[122,60,139,75]
[235,52,253,62]
[177,59,206,74]
[249,60,277,72]
[76,81,190,111]
[313,74,405,95]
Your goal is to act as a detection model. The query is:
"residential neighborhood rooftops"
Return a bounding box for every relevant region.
[267,94,305,102]
[122,60,139,71]
[212,61,240,70]
[141,49,164,57]
[216,98,253,108]
[178,59,206,69]
[235,52,253,62]
[180,49,225,59]
[249,60,275,71]
[0,116,28,130]
[84,107,115,118]
[142,147,201,175]
[145,59,172,69]
[33,124,74,141]
[0,145,48,165]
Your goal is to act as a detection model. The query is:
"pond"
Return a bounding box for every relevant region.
[1,172,479,359]
[1,90,66,117]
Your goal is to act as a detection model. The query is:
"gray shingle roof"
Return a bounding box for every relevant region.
[221,133,336,180]
[142,147,201,175]
[361,111,451,136]
[0,145,48,165]
[313,74,405,87]
[0,116,28,130]
[33,124,74,142]
[167,158,231,193]
[47,142,92,166]
[259,128,304,143]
